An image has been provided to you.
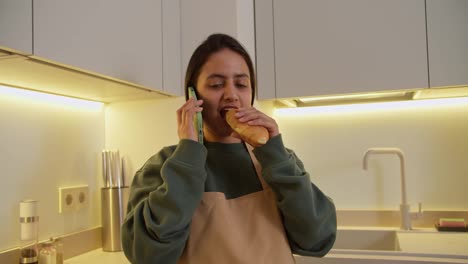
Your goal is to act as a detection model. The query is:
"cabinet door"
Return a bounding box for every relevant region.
[258,0,428,99]
[162,0,182,96]
[427,0,468,87]
[33,0,163,91]
[180,0,255,92]
[181,0,236,76]
[0,0,32,54]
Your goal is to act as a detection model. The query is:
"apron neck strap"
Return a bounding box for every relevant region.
[244,143,269,190]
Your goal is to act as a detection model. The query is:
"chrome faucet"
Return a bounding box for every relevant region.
[363,148,422,230]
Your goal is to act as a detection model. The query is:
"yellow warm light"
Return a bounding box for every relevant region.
[0,85,103,111]
[298,91,408,103]
[274,97,468,117]
[413,86,468,99]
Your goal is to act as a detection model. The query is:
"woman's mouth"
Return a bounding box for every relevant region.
[220,107,237,119]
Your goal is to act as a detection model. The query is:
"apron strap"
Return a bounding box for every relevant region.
[245,143,270,190]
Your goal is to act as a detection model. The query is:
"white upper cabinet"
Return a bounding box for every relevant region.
[161,0,182,96]
[179,0,255,96]
[33,0,164,92]
[426,0,468,87]
[1,0,255,97]
[256,0,429,99]
[0,0,33,54]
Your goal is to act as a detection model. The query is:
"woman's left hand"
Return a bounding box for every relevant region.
[234,107,280,138]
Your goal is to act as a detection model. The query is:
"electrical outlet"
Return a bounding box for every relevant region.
[58,185,89,213]
[75,185,89,210]
[59,187,76,213]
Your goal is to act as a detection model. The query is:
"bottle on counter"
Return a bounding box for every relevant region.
[19,200,39,264]
[54,237,64,264]
[39,239,56,264]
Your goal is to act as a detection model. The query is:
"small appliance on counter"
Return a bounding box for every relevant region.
[39,237,63,264]
[101,150,129,252]
[39,239,56,264]
[19,200,39,264]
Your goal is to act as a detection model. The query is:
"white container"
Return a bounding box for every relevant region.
[19,200,39,264]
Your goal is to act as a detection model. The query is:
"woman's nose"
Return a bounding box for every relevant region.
[223,83,238,101]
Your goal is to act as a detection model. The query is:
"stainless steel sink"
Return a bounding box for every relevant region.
[294,227,468,264]
[333,228,400,251]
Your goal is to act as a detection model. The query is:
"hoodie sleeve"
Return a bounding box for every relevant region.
[121,139,207,264]
[253,135,337,257]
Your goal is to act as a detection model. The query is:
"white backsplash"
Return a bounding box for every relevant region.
[0,88,104,251]
[106,97,468,211]
[2,91,467,252]
[273,98,468,210]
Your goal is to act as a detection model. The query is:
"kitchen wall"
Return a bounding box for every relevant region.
[106,96,468,212]
[0,86,104,251]
[2,88,466,252]
[104,97,275,183]
[272,98,468,210]
[104,97,184,184]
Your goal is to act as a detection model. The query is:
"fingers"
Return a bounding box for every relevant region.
[176,97,203,142]
[234,107,280,138]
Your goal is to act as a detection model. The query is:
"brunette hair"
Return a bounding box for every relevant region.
[184,33,256,105]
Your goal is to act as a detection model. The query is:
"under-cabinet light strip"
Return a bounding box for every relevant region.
[274,96,468,117]
[0,85,103,111]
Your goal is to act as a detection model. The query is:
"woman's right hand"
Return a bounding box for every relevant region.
[176,97,204,142]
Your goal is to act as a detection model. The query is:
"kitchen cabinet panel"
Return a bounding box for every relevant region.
[162,0,182,96]
[0,0,32,54]
[255,0,276,100]
[181,0,237,75]
[256,0,429,100]
[426,0,468,87]
[179,0,255,96]
[33,0,163,92]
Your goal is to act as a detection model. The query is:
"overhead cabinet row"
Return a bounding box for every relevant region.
[255,0,468,100]
[0,0,177,100]
[1,0,467,101]
[0,0,254,101]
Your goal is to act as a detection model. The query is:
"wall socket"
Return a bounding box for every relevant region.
[59,185,89,213]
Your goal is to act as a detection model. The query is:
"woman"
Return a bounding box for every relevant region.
[122,33,337,264]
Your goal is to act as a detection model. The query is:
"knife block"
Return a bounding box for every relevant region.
[101,187,129,252]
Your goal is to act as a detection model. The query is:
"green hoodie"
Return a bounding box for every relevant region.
[122,135,337,264]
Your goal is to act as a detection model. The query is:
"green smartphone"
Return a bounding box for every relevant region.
[188,87,204,144]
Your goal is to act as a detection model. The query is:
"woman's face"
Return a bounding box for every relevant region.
[196,48,253,142]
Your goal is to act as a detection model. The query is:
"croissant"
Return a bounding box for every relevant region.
[225,109,269,147]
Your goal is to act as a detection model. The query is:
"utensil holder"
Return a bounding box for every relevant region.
[101,187,129,252]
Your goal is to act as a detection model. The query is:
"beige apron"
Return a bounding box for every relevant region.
[178,144,295,264]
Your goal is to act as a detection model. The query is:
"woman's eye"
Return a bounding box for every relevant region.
[236,83,248,88]
[209,83,224,88]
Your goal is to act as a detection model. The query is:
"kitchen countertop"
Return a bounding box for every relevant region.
[64,249,129,264]
[65,246,468,264]
[64,228,468,264]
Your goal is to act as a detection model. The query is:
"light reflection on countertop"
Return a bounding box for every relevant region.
[64,249,129,264]
[64,227,468,264]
